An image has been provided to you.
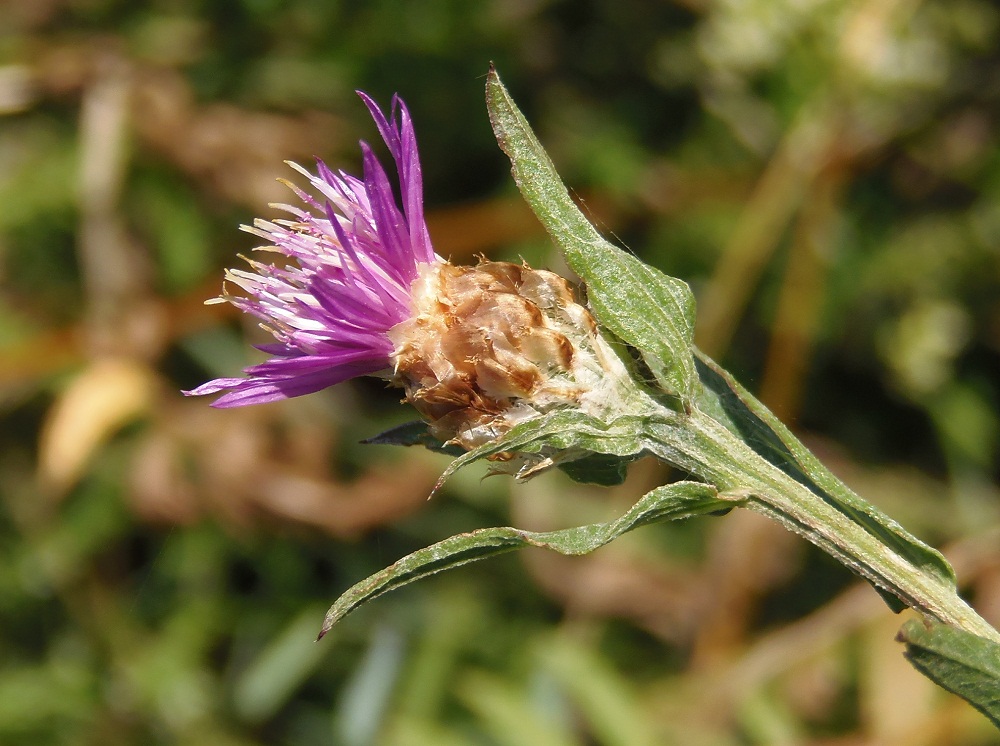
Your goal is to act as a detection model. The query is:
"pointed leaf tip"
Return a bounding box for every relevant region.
[319,480,736,635]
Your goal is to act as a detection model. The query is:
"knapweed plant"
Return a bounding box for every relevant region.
[187,67,1000,725]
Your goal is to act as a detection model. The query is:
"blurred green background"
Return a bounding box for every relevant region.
[3,0,1000,743]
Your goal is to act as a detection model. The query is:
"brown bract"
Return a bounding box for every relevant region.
[389,261,592,450]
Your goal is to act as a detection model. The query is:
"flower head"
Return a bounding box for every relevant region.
[188,93,626,456]
[185,93,438,407]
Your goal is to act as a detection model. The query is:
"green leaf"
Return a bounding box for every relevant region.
[486,66,697,402]
[434,408,654,490]
[898,617,1000,728]
[319,481,737,637]
[362,421,465,455]
[557,453,630,486]
[693,349,957,604]
[361,412,638,487]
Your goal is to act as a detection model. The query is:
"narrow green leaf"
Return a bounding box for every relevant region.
[435,402,680,491]
[898,617,1000,728]
[434,408,652,490]
[557,453,630,486]
[320,481,736,637]
[693,349,957,602]
[362,421,465,455]
[486,66,697,402]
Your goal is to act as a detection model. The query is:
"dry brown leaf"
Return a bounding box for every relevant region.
[38,357,157,495]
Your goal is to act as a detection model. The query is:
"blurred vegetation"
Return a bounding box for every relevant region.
[2,0,1000,743]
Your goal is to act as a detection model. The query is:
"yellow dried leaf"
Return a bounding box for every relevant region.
[38,357,157,494]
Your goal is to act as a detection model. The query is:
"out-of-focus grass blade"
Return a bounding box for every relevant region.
[336,623,407,746]
[539,635,658,746]
[233,606,330,722]
[458,670,580,746]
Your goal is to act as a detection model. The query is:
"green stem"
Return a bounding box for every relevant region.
[646,406,1000,644]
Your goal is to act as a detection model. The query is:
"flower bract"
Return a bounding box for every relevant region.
[187,93,629,460]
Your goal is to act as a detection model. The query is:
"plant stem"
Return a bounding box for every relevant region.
[646,406,1000,644]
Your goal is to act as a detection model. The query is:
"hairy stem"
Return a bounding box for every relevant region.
[645,406,1000,644]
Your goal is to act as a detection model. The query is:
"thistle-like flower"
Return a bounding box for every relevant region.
[187,93,626,452]
[185,93,437,407]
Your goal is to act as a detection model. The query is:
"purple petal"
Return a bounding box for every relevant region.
[186,92,438,408]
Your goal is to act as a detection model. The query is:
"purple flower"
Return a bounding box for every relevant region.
[185,93,439,407]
